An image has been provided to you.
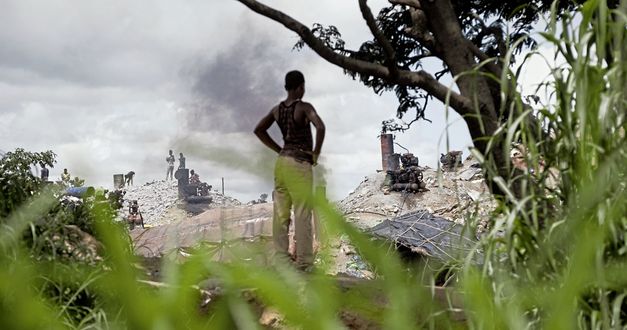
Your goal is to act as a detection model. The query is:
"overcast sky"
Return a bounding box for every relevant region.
[0,0,553,202]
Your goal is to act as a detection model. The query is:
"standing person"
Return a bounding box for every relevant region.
[40,164,49,182]
[61,168,71,184]
[165,150,175,180]
[178,152,186,169]
[254,70,326,271]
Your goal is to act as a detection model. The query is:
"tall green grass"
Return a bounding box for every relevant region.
[464,0,626,328]
[1,1,625,328]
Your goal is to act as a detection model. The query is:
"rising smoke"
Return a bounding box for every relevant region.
[175,30,332,199]
[181,32,297,134]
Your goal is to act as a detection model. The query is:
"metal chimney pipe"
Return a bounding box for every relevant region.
[380,134,395,171]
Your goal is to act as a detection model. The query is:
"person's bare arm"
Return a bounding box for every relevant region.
[302,103,325,165]
[254,109,282,154]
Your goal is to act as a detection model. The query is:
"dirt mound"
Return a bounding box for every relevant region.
[123,180,243,227]
[131,203,273,258]
[124,180,180,226]
[338,159,495,230]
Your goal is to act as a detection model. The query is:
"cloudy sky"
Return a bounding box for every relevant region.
[0,0,553,201]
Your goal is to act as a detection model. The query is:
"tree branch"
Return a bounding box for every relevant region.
[471,16,507,58]
[466,40,503,77]
[358,0,399,78]
[404,8,436,52]
[234,0,475,115]
[388,0,421,9]
[237,0,388,79]
[407,52,435,65]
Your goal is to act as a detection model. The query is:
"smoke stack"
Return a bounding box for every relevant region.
[380,134,395,171]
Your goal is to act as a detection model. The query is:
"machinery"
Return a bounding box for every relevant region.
[440,151,463,171]
[383,152,426,193]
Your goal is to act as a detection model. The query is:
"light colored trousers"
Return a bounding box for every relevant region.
[166,165,174,180]
[273,155,313,268]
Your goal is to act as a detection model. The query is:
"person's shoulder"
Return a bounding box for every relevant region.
[296,101,315,111]
[269,103,281,116]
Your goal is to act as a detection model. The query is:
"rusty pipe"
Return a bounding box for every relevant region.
[380,134,395,171]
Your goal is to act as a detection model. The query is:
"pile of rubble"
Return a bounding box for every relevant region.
[122,180,244,227]
[325,155,493,277]
[210,191,242,207]
[337,156,495,229]
[124,180,180,226]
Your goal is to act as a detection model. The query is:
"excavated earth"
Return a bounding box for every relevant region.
[129,158,493,278]
[126,160,492,328]
[338,159,494,228]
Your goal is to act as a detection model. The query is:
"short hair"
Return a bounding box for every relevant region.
[284,70,305,91]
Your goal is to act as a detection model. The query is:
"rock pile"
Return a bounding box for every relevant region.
[124,180,180,226]
[122,180,244,227]
[323,158,493,277]
[337,158,495,229]
[210,191,242,208]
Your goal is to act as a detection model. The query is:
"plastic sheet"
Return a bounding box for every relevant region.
[368,210,480,262]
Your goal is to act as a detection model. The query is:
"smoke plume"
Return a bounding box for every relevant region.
[182,32,297,134]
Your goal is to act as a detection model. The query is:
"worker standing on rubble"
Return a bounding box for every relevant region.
[178,152,186,169]
[165,150,175,180]
[61,168,71,184]
[254,70,326,272]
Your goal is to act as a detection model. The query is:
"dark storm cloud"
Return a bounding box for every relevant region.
[182,33,297,133]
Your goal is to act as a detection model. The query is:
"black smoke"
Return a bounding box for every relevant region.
[182,33,298,134]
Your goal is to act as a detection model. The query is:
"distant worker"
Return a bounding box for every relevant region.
[166,150,175,180]
[189,169,200,184]
[258,193,268,203]
[40,164,49,181]
[127,200,144,229]
[61,168,71,183]
[254,70,325,272]
[178,152,186,169]
[125,171,135,186]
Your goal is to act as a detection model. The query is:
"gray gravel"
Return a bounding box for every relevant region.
[121,180,243,227]
[123,180,179,226]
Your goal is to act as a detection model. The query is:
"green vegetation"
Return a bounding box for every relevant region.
[0,1,625,329]
[466,1,627,327]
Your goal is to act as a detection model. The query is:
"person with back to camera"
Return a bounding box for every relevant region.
[254,70,326,272]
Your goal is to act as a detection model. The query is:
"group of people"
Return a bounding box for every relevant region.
[165,150,203,186]
[39,164,72,185]
[165,150,186,180]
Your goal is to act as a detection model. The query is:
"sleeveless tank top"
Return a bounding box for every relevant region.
[276,101,314,164]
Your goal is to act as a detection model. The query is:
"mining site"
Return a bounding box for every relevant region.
[124,136,488,267]
[3,1,623,328]
[97,133,493,327]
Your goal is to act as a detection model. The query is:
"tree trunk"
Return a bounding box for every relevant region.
[422,0,510,196]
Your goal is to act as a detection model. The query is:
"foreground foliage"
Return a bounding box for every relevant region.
[469,1,627,327]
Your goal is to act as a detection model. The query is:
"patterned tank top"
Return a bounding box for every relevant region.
[276,101,313,164]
